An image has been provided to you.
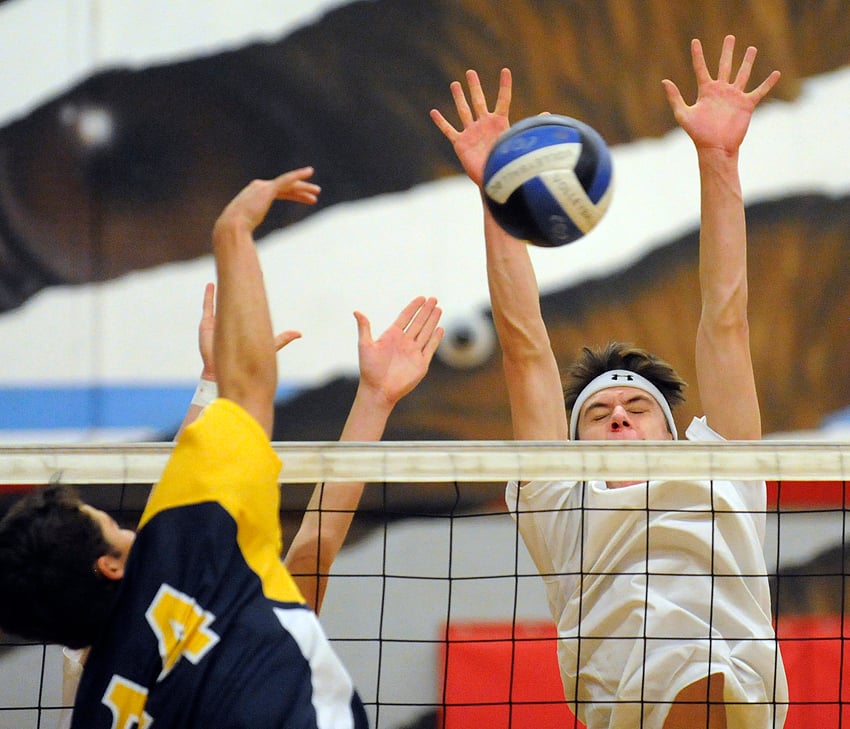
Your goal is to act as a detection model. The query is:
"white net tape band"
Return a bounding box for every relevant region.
[1,440,848,484]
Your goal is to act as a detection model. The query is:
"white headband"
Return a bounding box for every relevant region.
[569,369,678,440]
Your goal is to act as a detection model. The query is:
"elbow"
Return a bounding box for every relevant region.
[700,303,750,338]
[701,285,750,332]
[285,530,337,578]
[500,335,558,374]
[697,310,751,354]
[218,359,277,409]
[494,314,554,361]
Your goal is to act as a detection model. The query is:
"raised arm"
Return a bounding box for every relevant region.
[285,296,443,612]
[663,36,780,440]
[430,69,567,442]
[211,167,319,435]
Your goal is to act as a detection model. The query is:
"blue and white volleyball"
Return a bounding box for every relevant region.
[483,114,614,247]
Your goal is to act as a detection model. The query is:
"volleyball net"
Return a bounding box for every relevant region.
[1,440,850,729]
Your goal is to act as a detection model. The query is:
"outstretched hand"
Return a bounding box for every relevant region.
[197,281,301,381]
[430,68,513,187]
[662,35,780,155]
[214,167,321,236]
[354,296,444,407]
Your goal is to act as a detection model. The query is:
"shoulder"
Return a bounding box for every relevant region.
[683,416,767,512]
[141,399,281,528]
[684,415,724,442]
[506,479,580,506]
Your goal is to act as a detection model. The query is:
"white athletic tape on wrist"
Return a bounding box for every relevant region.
[191,378,218,408]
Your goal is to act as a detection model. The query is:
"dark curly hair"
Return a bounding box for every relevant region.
[0,484,121,648]
[563,341,687,417]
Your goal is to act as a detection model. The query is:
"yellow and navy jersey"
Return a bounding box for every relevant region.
[71,399,367,729]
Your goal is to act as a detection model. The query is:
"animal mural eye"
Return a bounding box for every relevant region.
[436,312,496,370]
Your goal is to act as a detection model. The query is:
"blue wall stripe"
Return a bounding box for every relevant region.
[0,384,300,431]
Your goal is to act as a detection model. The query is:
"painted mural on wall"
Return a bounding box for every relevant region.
[0,0,848,441]
[1,0,847,307]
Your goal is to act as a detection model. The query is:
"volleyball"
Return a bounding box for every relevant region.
[482,114,614,247]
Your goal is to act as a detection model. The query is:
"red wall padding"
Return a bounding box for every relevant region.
[441,618,850,728]
[767,480,850,508]
[440,622,582,729]
[777,615,850,727]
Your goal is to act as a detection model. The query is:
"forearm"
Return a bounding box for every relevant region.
[211,217,276,434]
[483,204,567,441]
[697,148,749,322]
[695,147,760,439]
[285,384,393,612]
[484,209,548,354]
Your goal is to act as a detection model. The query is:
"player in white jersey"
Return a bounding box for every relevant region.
[431,35,787,729]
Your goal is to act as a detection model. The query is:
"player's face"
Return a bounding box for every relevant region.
[81,504,136,568]
[576,386,673,442]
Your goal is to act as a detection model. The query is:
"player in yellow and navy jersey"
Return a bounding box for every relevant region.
[0,168,444,728]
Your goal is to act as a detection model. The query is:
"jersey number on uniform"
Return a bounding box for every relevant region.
[102,675,152,729]
[145,583,221,679]
[100,583,221,727]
